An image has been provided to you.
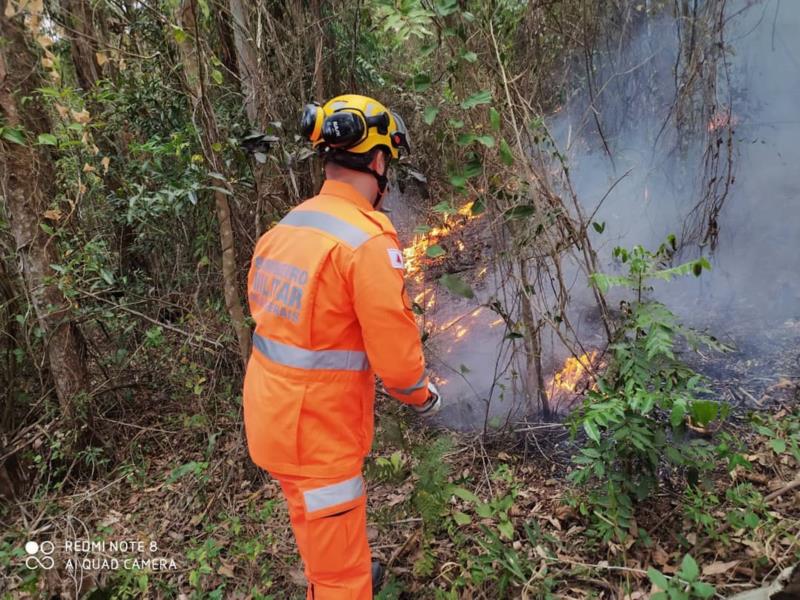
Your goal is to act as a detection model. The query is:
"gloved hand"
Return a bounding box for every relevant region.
[412,381,442,416]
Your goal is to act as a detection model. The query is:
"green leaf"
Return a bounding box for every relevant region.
[475,503,493,518]
[692,582,715,599]
[670,402,686,428]
[470,198,486,216]
[452,511,471,525]
[2,127,26,145]
[426,245,446,258]
[172,25,188,44]
[413,224,432,234]
[476,135,495,148]
[439,273,475,299]
[461,50,478,63]
[460,90,492,109]
[503,205,535,220]
[497,520,514,539]
[583,421,600,443]
[452,487,480,504]
[37,133,58,146]
[449,174,467,188]
[770,438,787,454]
[499,138,514,165]
[647,567,670,591]
[448,119,465,129]
[592,221,605,234]
[679,554,699,582]
[689,400,719,427]
[423,107,439,125]
[411,73,431,92]
[489,108,501,131]
[457,133,476,146]
[100,268,115,285]
[432,200,455,214]
[211,69,224,84]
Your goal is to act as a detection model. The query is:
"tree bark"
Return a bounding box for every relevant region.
[62,0,103,90]
[0,5,90,425]
[176,0,251,368]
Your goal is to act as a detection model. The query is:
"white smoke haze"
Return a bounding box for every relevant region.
[390,0,800,430]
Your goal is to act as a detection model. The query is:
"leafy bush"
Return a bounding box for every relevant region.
[569,238,730,541]
[648,555,716,600]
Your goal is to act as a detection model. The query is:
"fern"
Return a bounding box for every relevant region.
[412,435,453,532]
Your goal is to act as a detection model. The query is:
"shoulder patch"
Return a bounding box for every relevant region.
[387,248,405,269]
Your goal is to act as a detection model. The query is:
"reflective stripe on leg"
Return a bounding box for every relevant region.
[303,474,365,518]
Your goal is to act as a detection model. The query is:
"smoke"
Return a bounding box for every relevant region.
[390,0,800,430]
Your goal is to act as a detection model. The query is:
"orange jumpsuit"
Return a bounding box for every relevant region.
[243,179,430,599]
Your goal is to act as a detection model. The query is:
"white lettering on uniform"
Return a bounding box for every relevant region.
[387,248,404,269]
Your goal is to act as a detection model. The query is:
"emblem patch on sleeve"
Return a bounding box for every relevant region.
[387,248,405,269]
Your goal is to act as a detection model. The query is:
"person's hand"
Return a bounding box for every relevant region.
[412,381,442,416]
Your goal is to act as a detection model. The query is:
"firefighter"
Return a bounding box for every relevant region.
[243,94,441,599]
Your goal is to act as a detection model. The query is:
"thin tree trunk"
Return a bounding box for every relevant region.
[0,5,90,426]
[519,260,549,420]
[62,0,103,90]
[176,0,250,368]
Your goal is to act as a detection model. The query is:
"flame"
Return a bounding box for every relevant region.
[548,351,600,395]
[402,201,481,279]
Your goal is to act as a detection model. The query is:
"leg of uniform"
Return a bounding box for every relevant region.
[274,471,373,599]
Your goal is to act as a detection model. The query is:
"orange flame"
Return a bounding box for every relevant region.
[402,201,480,279]
[548,351,601,395]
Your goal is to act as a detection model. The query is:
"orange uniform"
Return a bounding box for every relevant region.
[243,179,429,598]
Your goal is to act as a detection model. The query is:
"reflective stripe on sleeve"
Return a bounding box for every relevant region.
[387,372,427,396]
[279,210,370,249]
[253,334,370,371]
[303,475,365,513]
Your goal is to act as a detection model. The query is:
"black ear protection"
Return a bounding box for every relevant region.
[301,104,391,151]
[300,103,324,142]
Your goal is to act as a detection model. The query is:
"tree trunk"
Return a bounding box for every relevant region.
[62,0,103,90]
[176,0,251,368]
[0,5,90,426]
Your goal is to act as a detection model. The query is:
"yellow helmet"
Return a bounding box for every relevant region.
[300,94,410,159]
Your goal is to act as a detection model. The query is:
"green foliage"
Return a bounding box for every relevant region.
[367,450,409,484]
[412,436,453,532]
[570,239,730,542]
[439,273,475,299]
[648,555,715,600]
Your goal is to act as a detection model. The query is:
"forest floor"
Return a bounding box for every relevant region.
[2,378,799,599]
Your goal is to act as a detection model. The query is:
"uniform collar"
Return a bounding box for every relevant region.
[319,179,374,212]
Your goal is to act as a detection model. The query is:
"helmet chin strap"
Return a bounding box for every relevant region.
[371,169,389,207]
